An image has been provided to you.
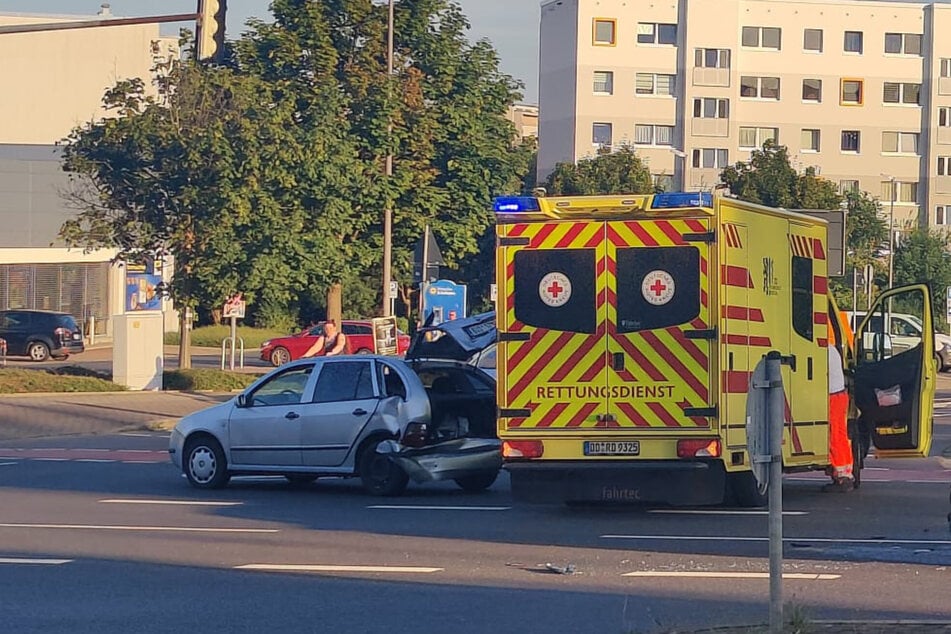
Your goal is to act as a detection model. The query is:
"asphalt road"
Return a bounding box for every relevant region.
[0,388,949,632]
[1,344,271,374]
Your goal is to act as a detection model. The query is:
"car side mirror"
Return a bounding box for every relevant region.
[236,394,250,408]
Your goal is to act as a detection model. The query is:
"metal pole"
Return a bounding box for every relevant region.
[229,316,236,371]
[766,351,784,633]
[381,0,395,316]
[888,178,896,290]
[419,225,430,322]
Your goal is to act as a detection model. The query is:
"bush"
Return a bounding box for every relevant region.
[163,369,261,392]
[163,325,289,348]
[0,369,123,393]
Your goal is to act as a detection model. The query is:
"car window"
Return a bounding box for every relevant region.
[891,317,919,337]
[477,345,497,370]
[313,360,376,403]
[250,365,314,407]
[1,312,29,328]
[344,323,372,335]
[378,363,407,400]
[56,315,79,330]
[418,367,493,395]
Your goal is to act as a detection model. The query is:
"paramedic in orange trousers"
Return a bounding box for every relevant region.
[824,339,854,492]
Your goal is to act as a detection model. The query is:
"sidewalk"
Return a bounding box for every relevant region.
[0,390,230,441]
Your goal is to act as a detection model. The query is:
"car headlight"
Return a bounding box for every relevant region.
[261,340,272,349]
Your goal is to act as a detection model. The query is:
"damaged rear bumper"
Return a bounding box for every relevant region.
[376,438,502,483]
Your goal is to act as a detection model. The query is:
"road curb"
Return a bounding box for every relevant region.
[147,419,180,432]
[0,389,241,399]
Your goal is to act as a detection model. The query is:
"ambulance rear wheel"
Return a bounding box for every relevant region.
[728,471,768,508]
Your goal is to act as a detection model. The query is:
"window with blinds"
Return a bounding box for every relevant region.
[0,262,110,334]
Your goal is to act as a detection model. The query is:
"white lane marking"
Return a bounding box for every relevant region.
[99,499,243,507]
[34,458,68,462]
[0,523,276,533]
[0,558,72,565]
[367,505,511,511]
[623,571,839,580]
[122,461,162,464]
[648,510,808,516]
[124,449,155,453]
[602,535,951,546]
[0,462,17,466]
[120,433,154,437]
[236,564,443,574]
[82,449,110,453]
[76,459,115,463]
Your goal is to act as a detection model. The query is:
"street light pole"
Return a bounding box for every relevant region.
[381,0,395,316]
[669,147,687,191]
[888,177,896,290]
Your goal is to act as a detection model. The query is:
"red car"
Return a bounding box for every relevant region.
[260,320,411,366]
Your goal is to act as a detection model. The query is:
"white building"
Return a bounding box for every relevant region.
[538,0,951,229]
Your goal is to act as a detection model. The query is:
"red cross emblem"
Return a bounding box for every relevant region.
[547,280,564,298]
[649,279,667,297]
[539,272,571,307]
[642,270,675,306]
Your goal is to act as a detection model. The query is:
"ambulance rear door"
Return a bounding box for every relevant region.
[605,217,716,432]
[497,219,610,432]
[853,284,935,458]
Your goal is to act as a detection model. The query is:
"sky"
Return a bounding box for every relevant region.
[0,0,542,103]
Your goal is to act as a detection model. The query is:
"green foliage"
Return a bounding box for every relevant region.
[830,190,888,310]
[543,146,653,195]
[0,369,124,393]
[893,228,951,329]
[720,140,841,210]
[163,369,260,392]
[163,325,290,348]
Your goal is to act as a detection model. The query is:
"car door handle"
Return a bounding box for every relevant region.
[352,408,367,416]
[285,412,300,420]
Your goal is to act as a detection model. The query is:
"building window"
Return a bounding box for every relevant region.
[941,107,951,127]
[593,18,616,46]
[884,32,922,55]
[801,129,820,152]
[693,97,729,118]
[593,71,614,94]
[802,78,822,102]
[739,127,778,149]
[883,181,918,204]
[882,131,919,155]
[634,124,674,146]
[740,75,780,99]
[844,30,863,54]
[883,82,920,105]
[942,59,951,78]
[803,28,823,52]
[840,79,863,105]
[637,22,677,45]
[937,206,948,226]
[938,156,951,176]
[694,48,730,68]
[692,148,729,169]
[841,130,861,152]
[636,73,676,96]
[592,122,613,146]
[742,26,782,49]
[839,180,859,194]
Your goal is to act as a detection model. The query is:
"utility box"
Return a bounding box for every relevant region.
[113,312,164,391]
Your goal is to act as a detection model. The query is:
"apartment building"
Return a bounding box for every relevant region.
[507,104,540,141]
[538,0,951,229]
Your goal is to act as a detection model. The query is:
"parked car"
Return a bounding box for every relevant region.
[0,310,84,361]
[171,313,499,496]
[260,320,411,366]
[847,310,951,371]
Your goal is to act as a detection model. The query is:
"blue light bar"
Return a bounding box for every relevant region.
[650,192,713,209]
[493,196,541,213]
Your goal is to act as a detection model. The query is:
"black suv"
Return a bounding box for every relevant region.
[0,310,85,361]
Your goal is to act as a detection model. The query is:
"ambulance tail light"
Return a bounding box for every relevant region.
[677,438,721,458]
[503,440,544,459]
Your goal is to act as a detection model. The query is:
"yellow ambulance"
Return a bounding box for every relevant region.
[493,192,935,506]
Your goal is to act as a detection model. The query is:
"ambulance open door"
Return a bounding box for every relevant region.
[853,284,935,458]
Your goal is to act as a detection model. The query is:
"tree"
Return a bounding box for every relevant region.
[543,146,653,195]
[893,228,951,329]
[829,190,888,310]
[720,140,841,210]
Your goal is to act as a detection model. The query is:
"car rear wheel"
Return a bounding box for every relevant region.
[359,440,408,496]
[27,341,50,362]
[269,346,291,366]
[728,471,767,507]
[935,352,945,372]
[184,436,230,489]
[453,471,498,492]
[355,348,372,355]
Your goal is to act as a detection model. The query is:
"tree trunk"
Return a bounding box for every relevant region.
[327,283,343,326]
[177,307,192,370]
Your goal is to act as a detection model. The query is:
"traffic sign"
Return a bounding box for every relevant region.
[946,286,951,322]
[389,281,399,300]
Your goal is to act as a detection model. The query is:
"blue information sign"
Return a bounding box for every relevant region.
[421,280,467,325]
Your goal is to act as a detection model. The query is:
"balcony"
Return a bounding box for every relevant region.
[691,118,729,138]
[692,67,730,88]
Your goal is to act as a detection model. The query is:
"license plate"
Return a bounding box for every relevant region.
[583,440,640,456]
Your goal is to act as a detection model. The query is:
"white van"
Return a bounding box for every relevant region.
[848,310,951,371]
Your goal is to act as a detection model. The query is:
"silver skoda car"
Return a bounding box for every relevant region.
[169,313,500,496]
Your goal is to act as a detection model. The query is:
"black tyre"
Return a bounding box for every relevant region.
[355,348,372,355]
[359,440,409,496]
[728,471,768,507]
[184,436,230,489]
[454,471,499,492]
[284,474,318,485]
[269,346,291,366]
[27,341,50,362]
[935,352,944,373]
